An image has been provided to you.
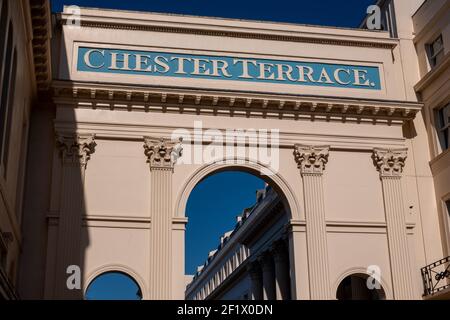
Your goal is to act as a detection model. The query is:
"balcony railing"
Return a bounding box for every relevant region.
[0,267,18,300]
[421,256,450,297]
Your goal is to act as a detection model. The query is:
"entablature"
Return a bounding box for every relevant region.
[52,80,422,126]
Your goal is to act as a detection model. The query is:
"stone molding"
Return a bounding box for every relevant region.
[29,0,52,91]
[57,11,397,49]
[372,148,407,178]
[52,80,422,125]
[293,144,330,175]
[143,136,183,170]
[56,134,96,167]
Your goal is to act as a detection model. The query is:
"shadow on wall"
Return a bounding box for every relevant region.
[18,25,91,299]
[402,117,417,139]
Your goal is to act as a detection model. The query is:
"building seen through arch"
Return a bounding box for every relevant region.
[186,182,291,300]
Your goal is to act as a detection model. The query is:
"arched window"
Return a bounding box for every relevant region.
[85,271,142,300]
[336,273,386,300]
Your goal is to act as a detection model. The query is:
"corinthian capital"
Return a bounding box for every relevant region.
[372,148,407,178]
[56,134,96,167]
[143,136,183,170]
[293,144,330,175]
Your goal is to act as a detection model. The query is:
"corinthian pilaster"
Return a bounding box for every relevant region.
[54,134,96,299]
[373,148,415,299]
[294,144,330,299]
[293,144,329,174]
[56,134,96,169]
[144,137,183,299]
[143,137,183,171]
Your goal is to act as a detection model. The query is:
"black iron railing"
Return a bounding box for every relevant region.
[0,267,18,300]
[421,256,450,297]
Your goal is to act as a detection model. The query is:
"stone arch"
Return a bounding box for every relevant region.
[332,267,392,300]
[84,264,148,300]
[175,157,300,220]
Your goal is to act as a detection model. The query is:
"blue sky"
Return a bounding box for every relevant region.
[86,272,142,300]
[51,0,375,28]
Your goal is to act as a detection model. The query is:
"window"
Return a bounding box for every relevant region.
[0,13,17,180]
[428,35,444,68]
[435,104,450,152]
[2,49,16,177]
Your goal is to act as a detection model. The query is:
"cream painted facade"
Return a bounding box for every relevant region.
[412,0,450,299]
[0,0,51,299]
[0,0,446,300]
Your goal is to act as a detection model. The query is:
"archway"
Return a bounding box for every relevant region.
[179,160,297,300]
[185,170,266,276]
[175,159,300,220]
[336,273,386,300]
[85,271,143,300]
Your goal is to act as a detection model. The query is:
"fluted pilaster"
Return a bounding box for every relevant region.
[373,148,415,299]
[294,144,330,299]
[144,136,183,299]
[54,134,96,299]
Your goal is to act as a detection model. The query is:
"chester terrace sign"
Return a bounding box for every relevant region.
[77,47,382,90]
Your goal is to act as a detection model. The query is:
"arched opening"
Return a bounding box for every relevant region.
[183,167,293,300]
[185,170,266,276]
[336,273,386,300]
[85,271,142,300]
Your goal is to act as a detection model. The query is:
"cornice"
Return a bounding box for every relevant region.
[414,52,450,93]
[78,22,397,49]
[57,9,397,49]
[52,80,422,125]
[30,0,52,92]
[429,148,450,177]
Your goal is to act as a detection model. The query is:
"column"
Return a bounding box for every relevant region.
[372,148,415,299]
[260,253,276,300]
[351,276,370,300]
[55,134,96,299]
[293,144,330,299]
[247,261,263,300]
[272,240,291,300]
[144,136,182,300]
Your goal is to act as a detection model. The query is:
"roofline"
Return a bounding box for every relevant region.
[56,6,397,49]
[60,5,385,33]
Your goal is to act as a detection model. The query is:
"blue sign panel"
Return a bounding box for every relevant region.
[77,47,381,90]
